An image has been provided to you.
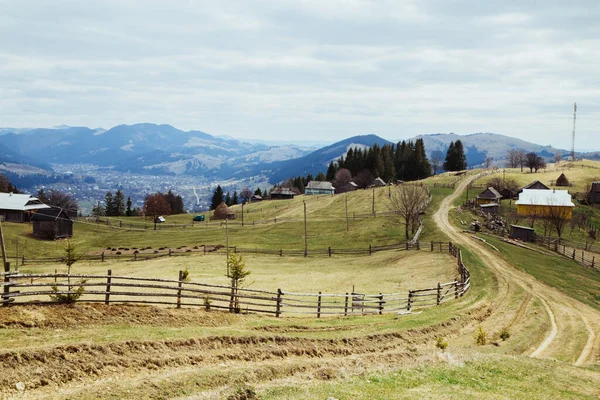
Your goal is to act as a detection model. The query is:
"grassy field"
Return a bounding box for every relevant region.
[2,170,600,399]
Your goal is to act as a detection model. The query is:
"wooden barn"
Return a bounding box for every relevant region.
[519,180,550,193]
[305,181,335,196]
[31,207,73,240]
[250,194,262,203]
[0,192,50,223]
[590,182,600,204]
[515,189,574,219]
[337,181,358,194]
[370,177,387,188]
[270,187,295,200]
[476,187,502,205]
[510,225,536,242]
[211,202,236,220]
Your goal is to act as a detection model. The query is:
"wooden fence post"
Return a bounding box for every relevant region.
[369,245,372,255]
[54,269,57,283]
[177,270,183,309]
[436,282,441,305]
[317,292,322,318]
[328,247,332,257]
[431,241,433,251]
[344,293,348,316]
[592,257,595,268]
[203,245,206,255]
[572,249,576,260]
[276,289,282,318]
[582,251,585,265]
[416,241,420,250]
[378,293,384,315]
[101,252,104,262]
[169,249,172,257]
[407,291,413,312]
[134,252,137,261]
[279,249,283,257]
[405,242,409,250]
[455,282,459,299]
[21,256,25,266]
[105,269,112,305]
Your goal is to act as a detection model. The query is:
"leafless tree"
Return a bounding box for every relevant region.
[430,150,443,175]
[484,156,493,169]
[554,152,562,164]
[353,170,374,189]
[507,149,525,169]
[389,184,430,240]
[546,200,572,238]
[333,168,352,193]
[517,150,526,172]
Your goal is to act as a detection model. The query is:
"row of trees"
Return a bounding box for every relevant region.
[506,149,548,172]
[142,190,186,219]
[210,186,271,210]
[37,189,78,212]
[330,139,432,183]
[0,172,19,193]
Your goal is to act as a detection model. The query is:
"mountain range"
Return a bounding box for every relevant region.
[1,124,593,186]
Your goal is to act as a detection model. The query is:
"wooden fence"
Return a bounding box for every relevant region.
[1,243,471,315]
[9,241,452,266]
[536,236,599,272]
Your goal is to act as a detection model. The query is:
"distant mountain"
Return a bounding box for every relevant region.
[0,124,316,177]
[409,133,567,167]
[246,134,393,182]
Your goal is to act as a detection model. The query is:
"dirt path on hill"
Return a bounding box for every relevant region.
[433,175,600,365]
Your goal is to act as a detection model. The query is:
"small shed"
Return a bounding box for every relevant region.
[371,177,387,188]
[510,225,536,242]
[270,187,295,200]
[211,202,236,220]
[31,207,73,240]
[338,181,358,194]
[479,203,499,215]
[499,188,516,200]
[476,187,502,205]
[250,195,262,203]
[590,182,600,204]
[555,173,570,187]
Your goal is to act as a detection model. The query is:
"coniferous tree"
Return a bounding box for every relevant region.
[454,140,467,170]
[326,162,337,181]
[232,191,238,205]
[254,187,262,197]
[104,192,114,216]
[114,190,126,216]
[126,197,133,217]
[443,141,456,171]
[225,191,232,206]
[211,185,224,210]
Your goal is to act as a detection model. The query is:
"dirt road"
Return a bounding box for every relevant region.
[433,175,600,364]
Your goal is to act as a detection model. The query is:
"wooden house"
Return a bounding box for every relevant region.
[519,180,550,194]
[510,225,536,242]
[31,207,73,240]
[211,202,236,220]
[476,187,502,205]
[0,192,50,223]
[250,195,263,203]
[270,187,295,200]
[337,181,358,194]
[515,189,574,219]
[370,177,387,188]
[499,188,516,200]
[590,182,600,204]
[305,181,335,196]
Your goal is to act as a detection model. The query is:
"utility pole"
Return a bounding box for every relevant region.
[303,201,308,257]
[0,220,10,300]
[345,195,349,232]
[571,102,577,161]
[372,188,375,216]
[241,202,244,227]
[226,218,230,277]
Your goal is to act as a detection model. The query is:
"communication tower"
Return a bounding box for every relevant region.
[570,102,577,161]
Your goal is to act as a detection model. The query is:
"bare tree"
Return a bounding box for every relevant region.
[389,184,430,240]
[554,152,562,164]
[546,201,572,238]
[333,168,352,193]
[517,150,526,172]
[484,156,493,169]
[430,150,444,175]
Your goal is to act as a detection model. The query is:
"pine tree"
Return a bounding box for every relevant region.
[414,138,431,179]
[104,192,114,216]
[225,191,232,206]
[443,141,456,171]
[126,197,133,216]
[254,187,262,197]
[211,186,224,210]
[114,190,126,216]
[232,191,238,205]
[454,140,467,170]
[326,161,337,181]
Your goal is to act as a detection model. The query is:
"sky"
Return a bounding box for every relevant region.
[1,0,599,150]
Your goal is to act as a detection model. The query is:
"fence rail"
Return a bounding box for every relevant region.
[536,236,599,272]
[1,243,471,315]
[8,241,452,266]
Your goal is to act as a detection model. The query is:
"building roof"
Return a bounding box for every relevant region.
[373,177,387,186]
[31,207,72,221]
[477,187,502,199]
[510,224,535,231]
[306,181,335,191]
[479,203,499,208]
[515,189,575,207]
[0,193,50,212]
[522,180,550,190]
[271,187,295,196]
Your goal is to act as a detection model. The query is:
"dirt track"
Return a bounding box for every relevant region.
[433,175,600,364]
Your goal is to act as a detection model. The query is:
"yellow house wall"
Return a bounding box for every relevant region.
[516,204,573,219]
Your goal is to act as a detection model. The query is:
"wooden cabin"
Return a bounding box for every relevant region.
[31,207,73,240]
[270,187,295,200]
[0,192,50,223]
[590,182,600,204]
[305,181,335,196]
[479,203,499,215]
[476,187,502,205]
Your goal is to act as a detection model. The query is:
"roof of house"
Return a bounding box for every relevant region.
[271,187,295,196]
[522,180,550,190]
[477,187,502,199]
[306,181,335,190]
[0,193,50,212]
[515,189,575,207]
[31,207,71,221]
[373,177,387,186]
[510,224,535,231]
[346,181,358,188]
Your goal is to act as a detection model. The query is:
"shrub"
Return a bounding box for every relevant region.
[475,326,488,346]
[203,296,212,311]
[181,267,191,282]
[435,336,448,351]
[499,327,511,341]
[50,280,87,304]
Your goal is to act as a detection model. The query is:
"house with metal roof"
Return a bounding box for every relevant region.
[31,207,73,240]
[305,181,335,195]
[515,189,575,219]
[0,192,50,222]
[270,187,295,200]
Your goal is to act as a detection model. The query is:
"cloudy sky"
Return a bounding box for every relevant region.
[1,0,598,150]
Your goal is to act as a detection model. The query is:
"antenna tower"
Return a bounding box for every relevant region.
[570,102,577,161]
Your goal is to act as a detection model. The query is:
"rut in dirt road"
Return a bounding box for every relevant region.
[433,174,600,365]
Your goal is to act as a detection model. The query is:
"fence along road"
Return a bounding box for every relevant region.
[1,242,470,316]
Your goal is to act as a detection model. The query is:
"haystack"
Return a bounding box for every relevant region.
[211,202,236,220]
[556,173,570,187]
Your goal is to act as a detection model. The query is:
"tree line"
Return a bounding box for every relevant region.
[0,172,19,193]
